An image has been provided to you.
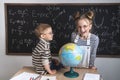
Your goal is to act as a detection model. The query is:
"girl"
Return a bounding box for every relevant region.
[71,11,99,69]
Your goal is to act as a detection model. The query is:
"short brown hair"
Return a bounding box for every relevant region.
[34,23,51,38]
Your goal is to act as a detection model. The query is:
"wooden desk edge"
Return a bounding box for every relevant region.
[12,66,102,80]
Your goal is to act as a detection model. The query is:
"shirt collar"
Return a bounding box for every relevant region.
[39,38,50,45]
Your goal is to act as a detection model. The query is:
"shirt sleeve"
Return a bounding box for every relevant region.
[71,32,77,42]
[89,36,99,67]
[42,59,49,65]
[41,51,50,65]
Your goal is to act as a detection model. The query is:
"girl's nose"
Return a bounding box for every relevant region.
[80,27,85,33]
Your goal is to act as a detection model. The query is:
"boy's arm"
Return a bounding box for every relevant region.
[42,59,56,74]
[44,63,56,74]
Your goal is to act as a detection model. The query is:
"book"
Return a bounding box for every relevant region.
[83,73,100,80]
[10,72,39,80]
[10,72,56,80]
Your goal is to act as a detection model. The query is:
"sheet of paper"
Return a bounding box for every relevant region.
[83,73,100,80]
[10,72,39,80]
[41,76,56,80]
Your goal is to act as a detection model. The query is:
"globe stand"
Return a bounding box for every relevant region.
[64,67,79,78]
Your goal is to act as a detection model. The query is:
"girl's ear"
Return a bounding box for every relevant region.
[89,24,92,32]
[89,24,92,30]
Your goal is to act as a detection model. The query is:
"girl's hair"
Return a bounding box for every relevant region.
[74,11,94,25]
[34,23,51,38]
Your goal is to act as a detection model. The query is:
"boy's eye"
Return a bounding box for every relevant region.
[48,32,53,35]
[78,26,81,29]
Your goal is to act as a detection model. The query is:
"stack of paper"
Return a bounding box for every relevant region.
[10,72,56,80]
[40,76,56,80]
[83,73,100,80]
[10,72,39,80]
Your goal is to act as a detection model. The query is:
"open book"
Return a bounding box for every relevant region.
[83,73,100,80]
[10,72,39,80]
[10,72,56,80]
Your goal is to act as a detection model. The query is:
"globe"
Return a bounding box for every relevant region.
[59,43,84,78]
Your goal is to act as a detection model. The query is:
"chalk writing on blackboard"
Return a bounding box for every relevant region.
[5,4,120,57]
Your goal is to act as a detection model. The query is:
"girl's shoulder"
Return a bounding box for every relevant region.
[71,30,77,34]
[90,33,99,41]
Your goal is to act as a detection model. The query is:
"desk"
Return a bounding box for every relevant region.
[12,66,101,80]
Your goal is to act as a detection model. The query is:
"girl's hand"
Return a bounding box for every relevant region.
[89,66,97,70]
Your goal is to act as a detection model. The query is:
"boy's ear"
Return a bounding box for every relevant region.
[40,34,45,38]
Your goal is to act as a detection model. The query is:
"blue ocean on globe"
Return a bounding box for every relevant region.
[59,43,85,67]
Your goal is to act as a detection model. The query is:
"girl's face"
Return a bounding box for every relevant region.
[41,27,53,41]
[77,19,92,39]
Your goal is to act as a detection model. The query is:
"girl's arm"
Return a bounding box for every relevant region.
[89,35,99,68]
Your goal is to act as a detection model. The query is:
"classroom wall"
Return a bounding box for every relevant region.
[0,0,120,80]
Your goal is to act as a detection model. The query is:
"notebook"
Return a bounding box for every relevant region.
[10,72,39,80]
[10,72,56,80]
[83,73,100,80]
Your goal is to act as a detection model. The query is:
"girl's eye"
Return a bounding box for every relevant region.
[83,25,88,28]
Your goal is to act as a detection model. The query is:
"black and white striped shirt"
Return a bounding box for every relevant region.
[32,38,52,74]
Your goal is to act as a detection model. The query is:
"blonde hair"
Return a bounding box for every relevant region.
[74,11,94,25]
[34,23,51,38]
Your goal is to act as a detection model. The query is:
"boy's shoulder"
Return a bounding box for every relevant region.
[40,38,50,44]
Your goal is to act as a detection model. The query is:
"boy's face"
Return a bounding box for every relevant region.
[41,27,53,41]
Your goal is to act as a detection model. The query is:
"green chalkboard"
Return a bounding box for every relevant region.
[5,3,120,57]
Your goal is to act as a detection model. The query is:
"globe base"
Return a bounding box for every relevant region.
[64,67,79,78]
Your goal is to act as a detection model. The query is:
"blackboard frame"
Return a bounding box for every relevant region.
[5,3,120,57]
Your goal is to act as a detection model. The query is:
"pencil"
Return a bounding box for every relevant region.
[34,75,42,80]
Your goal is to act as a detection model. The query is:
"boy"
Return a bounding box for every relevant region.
[32,23,58,75]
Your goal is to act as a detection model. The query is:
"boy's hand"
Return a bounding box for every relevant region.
[44,64,56,75]
[50,70,57,74]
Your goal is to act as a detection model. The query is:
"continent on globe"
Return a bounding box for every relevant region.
[59,43,85,78]
[59,43,84,67]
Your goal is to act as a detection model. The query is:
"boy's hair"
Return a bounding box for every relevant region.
[34,23,51,38]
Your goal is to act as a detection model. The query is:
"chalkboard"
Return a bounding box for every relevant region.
[5,3,120,57]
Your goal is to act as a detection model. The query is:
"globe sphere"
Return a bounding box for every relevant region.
[59,43,84,67]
